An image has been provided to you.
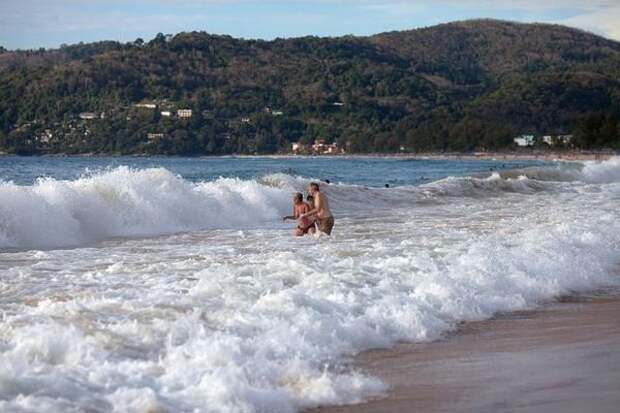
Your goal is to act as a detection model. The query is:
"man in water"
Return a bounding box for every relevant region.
[301,182,334,235]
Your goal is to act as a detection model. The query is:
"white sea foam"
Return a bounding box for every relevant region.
[0,167,293,249]
[1,158,619,412]
[580,156,620,183]
[500,156,620,184]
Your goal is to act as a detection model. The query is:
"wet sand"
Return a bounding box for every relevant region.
[310,292,620,413]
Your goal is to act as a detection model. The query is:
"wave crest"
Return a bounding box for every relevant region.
[499,156,620,183]
[0,167,292,249]
[2,158,619,249]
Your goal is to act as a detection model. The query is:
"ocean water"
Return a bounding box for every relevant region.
[1,156,619,412]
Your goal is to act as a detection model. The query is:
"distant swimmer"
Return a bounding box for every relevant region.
[301,182,334,235]
[282,192,315,236]
[324,179,331,184]
[385,183,390,188]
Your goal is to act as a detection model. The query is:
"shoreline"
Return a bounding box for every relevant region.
[309,289,620,413]
[0,151,616,161]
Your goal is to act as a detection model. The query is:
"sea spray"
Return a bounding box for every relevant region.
[5,159,620,249]
[0,167,294,249]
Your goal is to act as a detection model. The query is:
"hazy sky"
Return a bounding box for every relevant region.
[1,0,619,50]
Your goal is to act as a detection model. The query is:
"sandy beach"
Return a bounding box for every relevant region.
[310,290,620,413]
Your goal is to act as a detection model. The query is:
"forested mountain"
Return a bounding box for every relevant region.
[1,19,619,155]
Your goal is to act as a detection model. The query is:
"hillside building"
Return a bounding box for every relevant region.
[177,109,192,118]
[542,134,573,146]
[134,103,157,109]
[291,142,305,153]
[514,134,535,147]
[311,140,341,154]
[79,112,97,120]
[37,129,53,143]
[147,133,165,141]
[558,134,573,144]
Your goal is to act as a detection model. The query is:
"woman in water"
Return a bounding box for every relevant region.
[282,192,315,236]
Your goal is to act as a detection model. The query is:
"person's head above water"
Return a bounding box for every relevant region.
[293,192,304,204]
[306,194,314,203]
[308,182,320,195]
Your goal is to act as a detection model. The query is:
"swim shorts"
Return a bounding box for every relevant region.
[317,216,334,235]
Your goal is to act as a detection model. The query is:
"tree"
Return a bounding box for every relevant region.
[2,20,620,155]
[149,33,167,47]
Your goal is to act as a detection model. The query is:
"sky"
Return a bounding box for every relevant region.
[1,0,619,50]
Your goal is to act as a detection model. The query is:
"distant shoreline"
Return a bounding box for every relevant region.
[0,150,616,162]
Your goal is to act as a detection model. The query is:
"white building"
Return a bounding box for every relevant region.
[160,111,171,117]
[542,134,573,146]
[147,133,165,141]
[79,112,97,120]
[134,103,157,109]
[558,134,573,144]
[311,140,341,154]
[271,110,284,116]
[312,139,326,153]
[177,109,193,118]
[38,129,53,143]
[514,134,535,147]
[324,143,339,154]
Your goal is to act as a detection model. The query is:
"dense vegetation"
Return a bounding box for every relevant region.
[1,19,619,155]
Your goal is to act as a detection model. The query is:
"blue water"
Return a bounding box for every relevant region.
[0,156,542,186]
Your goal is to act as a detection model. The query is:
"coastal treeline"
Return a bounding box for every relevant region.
[1,19,619,155]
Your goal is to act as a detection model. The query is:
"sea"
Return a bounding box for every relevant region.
[1,155,619,412]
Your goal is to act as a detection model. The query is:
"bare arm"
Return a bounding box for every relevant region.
[301,195,322,218]
[282,206,297,221]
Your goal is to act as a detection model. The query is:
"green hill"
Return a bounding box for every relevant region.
[1,19,619,155]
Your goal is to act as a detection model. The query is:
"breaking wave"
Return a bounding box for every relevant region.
[499,156,620,183]
[0,167,293,249]
[1,157,619,249]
